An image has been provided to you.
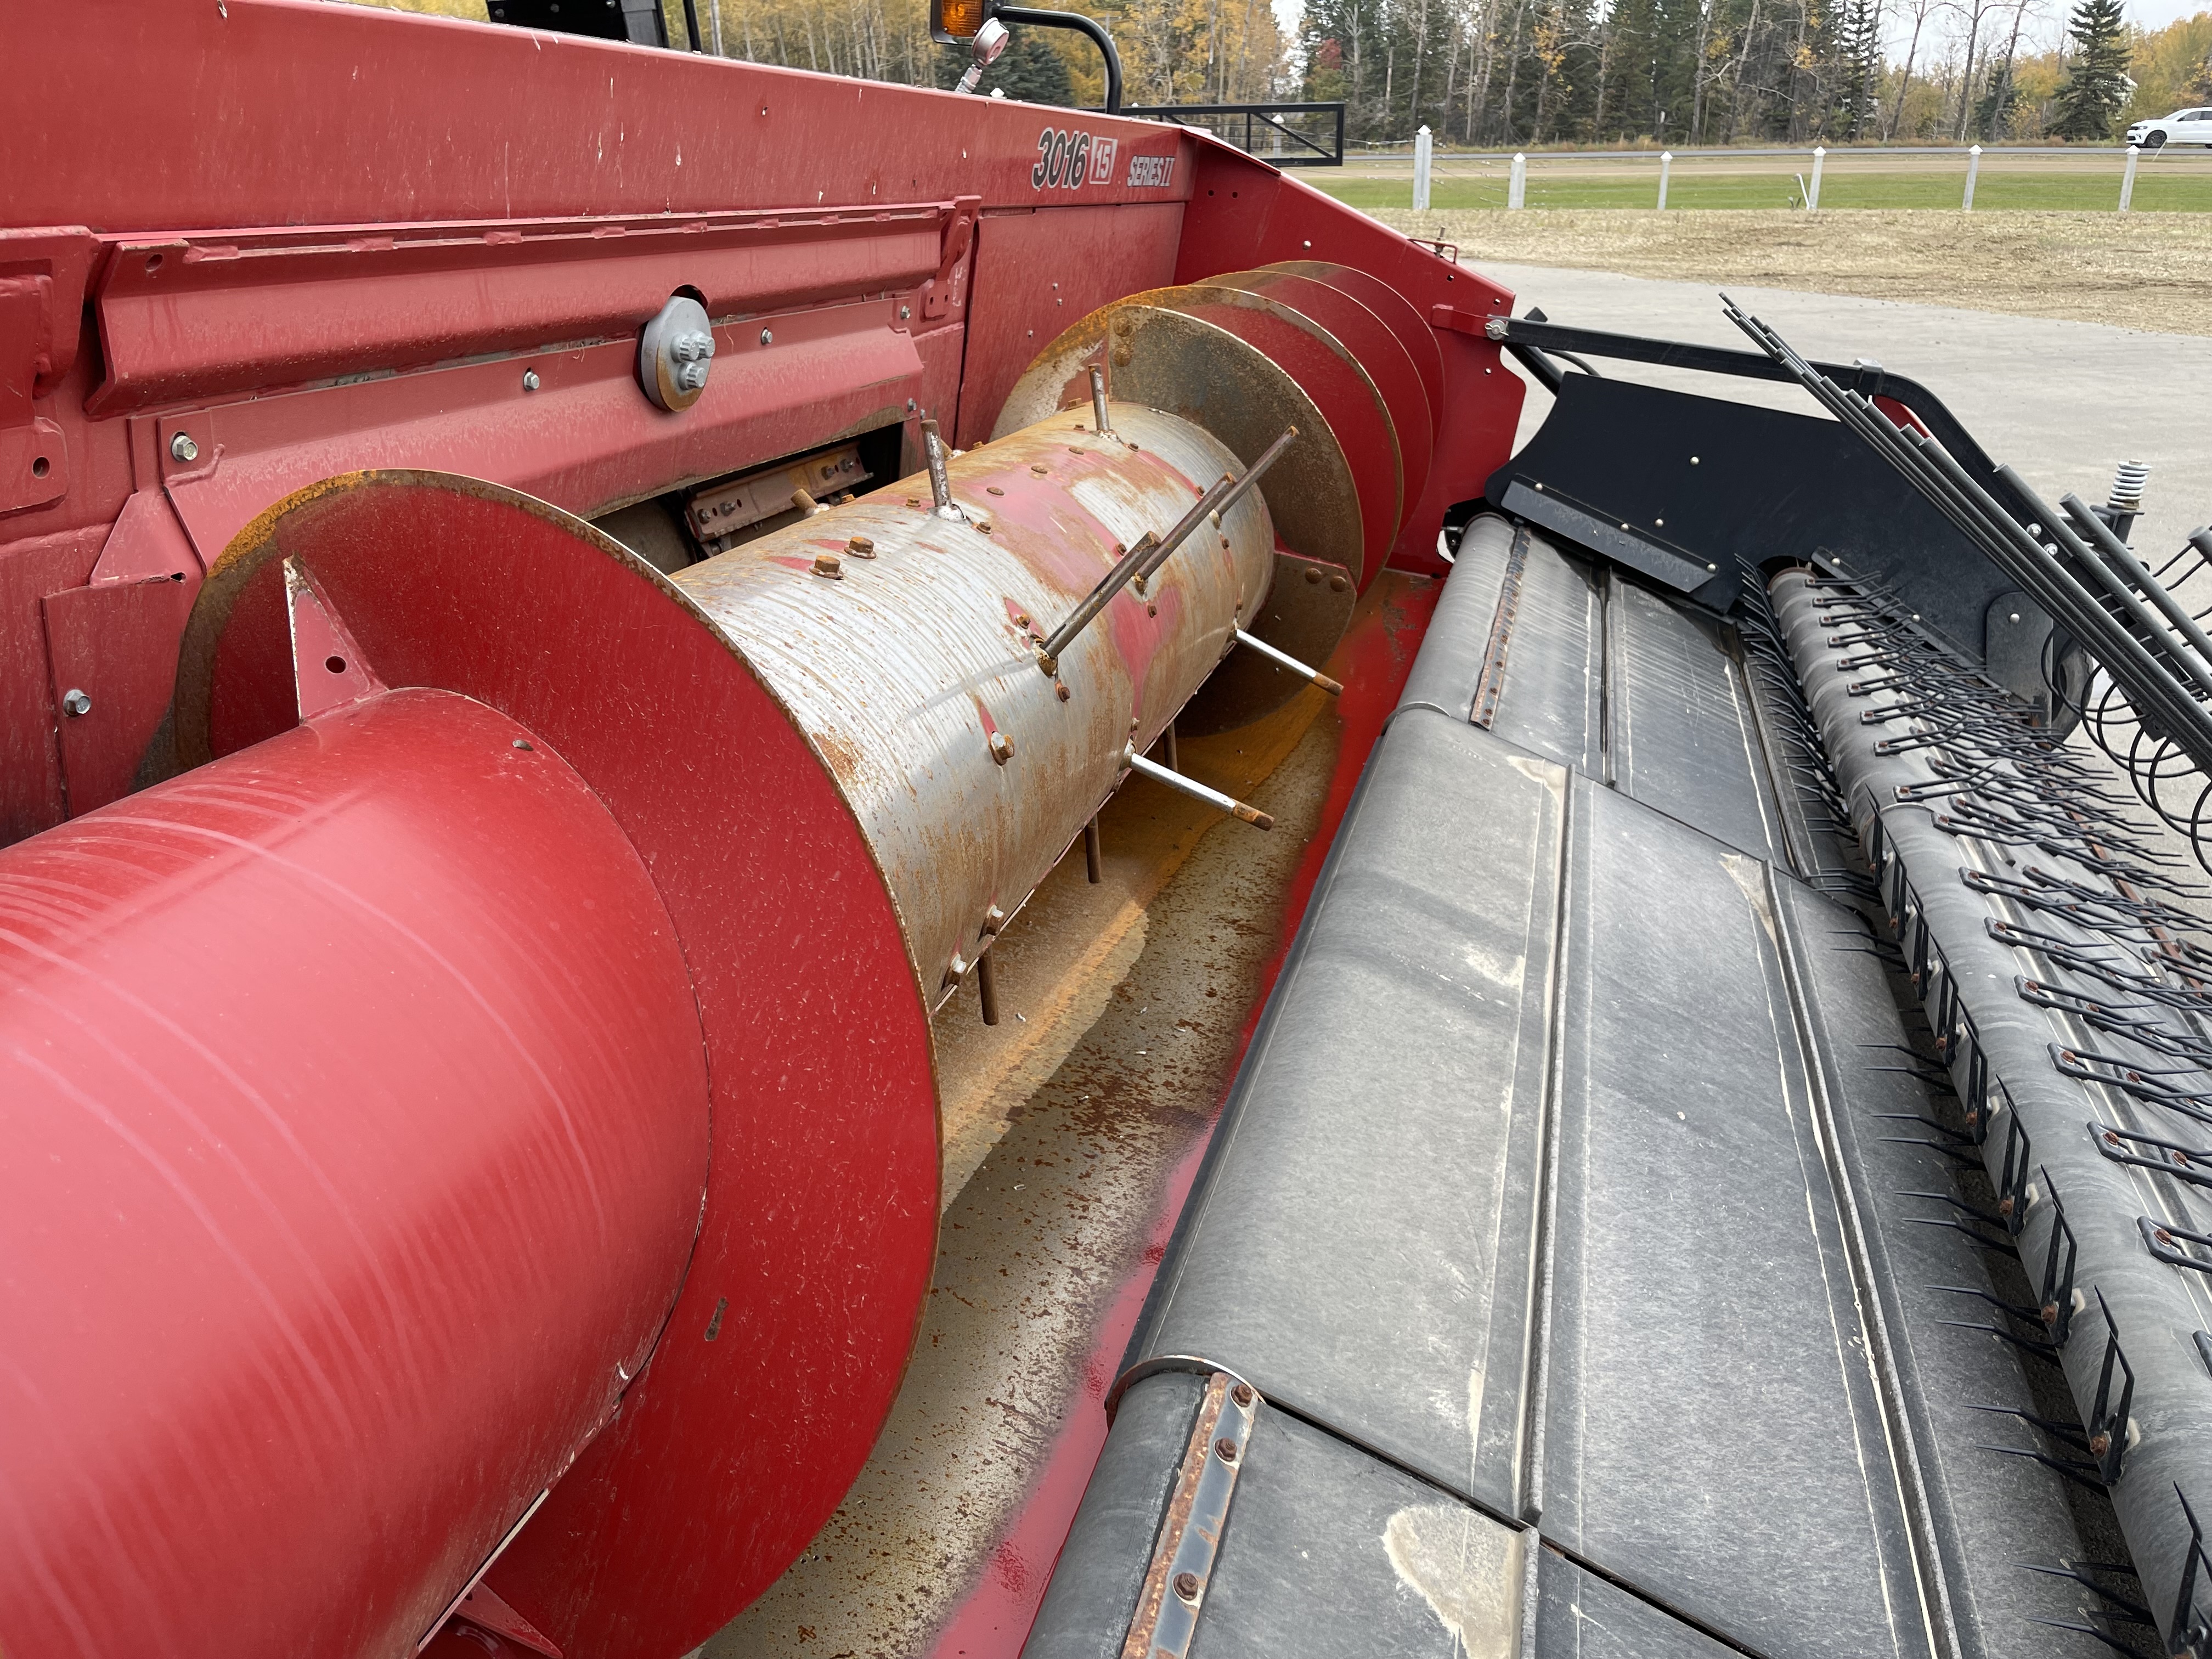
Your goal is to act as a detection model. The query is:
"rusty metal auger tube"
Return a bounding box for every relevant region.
[673,401,1275,1005]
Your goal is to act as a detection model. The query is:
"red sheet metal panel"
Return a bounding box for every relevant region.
[40,571,194,816]
[0,686,710,1659]
[0,523,101,840]
[4,2,1199,232]
[157,307,924,573]
[91,208,950,415]
[954,203,1183,448]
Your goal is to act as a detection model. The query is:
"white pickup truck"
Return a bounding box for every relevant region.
[2126,106,2212,146]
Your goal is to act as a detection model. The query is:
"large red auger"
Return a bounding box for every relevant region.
[0,278,1448,1659]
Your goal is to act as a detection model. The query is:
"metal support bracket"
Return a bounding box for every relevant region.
[1119,1370,1260,1659]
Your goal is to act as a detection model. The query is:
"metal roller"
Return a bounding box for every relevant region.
[673,402,1275,1000]
[0,374,1290,1657]
[0,687,713,1658]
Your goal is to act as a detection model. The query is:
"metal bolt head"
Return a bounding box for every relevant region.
[522,369,541,391]
[639,294,716,412]
[60,688,91,718]
[1214,1436,1239,1464]
[812,551,844,579]
[847,535,876,558]
[759,328,774,346]
[1054,679,1070,702]
[1172,1571,1201,1602]
[989,731,1014,764]
[1328,574,1347,593]
[168,432,199,463]
[1231,1382,1254,1407]
[899,304,912,320]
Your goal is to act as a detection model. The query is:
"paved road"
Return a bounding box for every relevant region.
[1480,261,2212,559]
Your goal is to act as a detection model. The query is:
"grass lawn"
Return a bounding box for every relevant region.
[1313,170,2212,213]
[1361,207,2212,335]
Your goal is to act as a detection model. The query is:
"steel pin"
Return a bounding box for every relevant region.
[1124,744,1272,829]
[1089,365,1113,439]
[976,947,999,1026]
[922,419,964,522]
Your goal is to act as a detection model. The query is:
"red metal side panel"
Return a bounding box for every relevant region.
[40,573,194,816]
[91,211,946,415]
[954,204,1183,448]
[4,2,1198,232]
[157,311,923,569]
[0,524,101,840]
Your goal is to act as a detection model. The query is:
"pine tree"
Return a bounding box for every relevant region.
[1833,0,1882,138]
[2051,0,2132,140]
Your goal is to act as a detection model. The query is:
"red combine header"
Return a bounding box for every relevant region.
[8,7,2211,1659]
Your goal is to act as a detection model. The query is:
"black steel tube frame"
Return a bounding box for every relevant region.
[1115,102,1347,167]
[997,5,1122,112]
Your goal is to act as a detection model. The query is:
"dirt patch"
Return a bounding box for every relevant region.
[1372,208,2212,336]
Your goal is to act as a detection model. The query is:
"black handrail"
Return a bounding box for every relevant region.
[996,5,1122,113]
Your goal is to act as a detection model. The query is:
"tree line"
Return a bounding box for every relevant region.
[1301,0,2207,146]
[357,0,2212,144]
[354,0,1286,108]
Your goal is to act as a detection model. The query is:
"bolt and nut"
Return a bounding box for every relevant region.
[639,295,718,411]
[669,331,715,392]
[1172,1571,1202,1602]
[812,551,844,579]
[1214,1437,1239,1464]
[1231,1382,1254,1407]
[522,369,541,391]
[168,432,199,463]
[60,688,92,717]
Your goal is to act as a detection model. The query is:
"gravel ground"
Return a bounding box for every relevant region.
[1370,208,2212,336]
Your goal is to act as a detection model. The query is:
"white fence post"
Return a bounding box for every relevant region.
[1509,151,1527,210]
[1963,144,1981,211]
[1412,126,1433,211]
[2121,143,2140,212]
[1658,150,1672,209]
[1809,145,1825,211]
